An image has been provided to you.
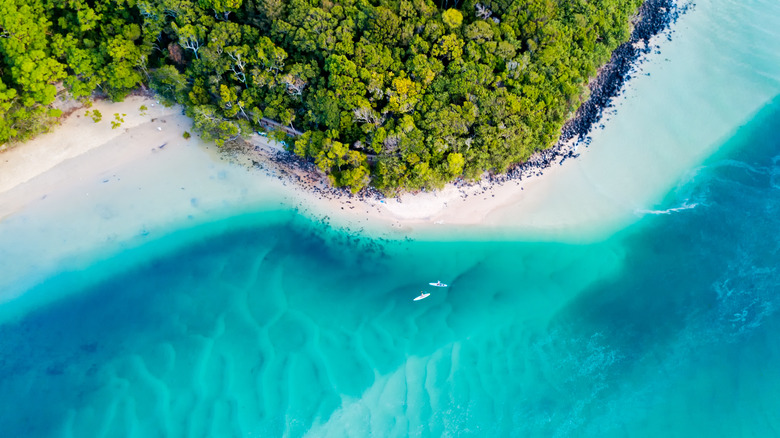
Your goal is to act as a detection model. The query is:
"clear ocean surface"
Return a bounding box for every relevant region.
[2,0,780,437]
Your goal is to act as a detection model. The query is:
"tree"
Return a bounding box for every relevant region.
[174,23,206,59]
[260,0,285,25]
[201,0,243,19]
[446,151,465,176]
[151,65,187,104]
[386,77,422,114]
[0,81,19,142]
[464,21,494,43]
[190,105,241,146]
[432,34,464,60]
[442,9,463,30]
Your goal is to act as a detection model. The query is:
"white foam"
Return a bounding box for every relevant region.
[635,202,699,215]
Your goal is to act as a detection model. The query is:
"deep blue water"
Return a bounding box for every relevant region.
[0,96,778,436]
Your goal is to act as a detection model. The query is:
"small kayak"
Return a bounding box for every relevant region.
[414,293,430,301]
[429,281,448,287]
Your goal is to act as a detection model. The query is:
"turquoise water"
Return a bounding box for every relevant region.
[1,97,779,436]
[3,0,780,435]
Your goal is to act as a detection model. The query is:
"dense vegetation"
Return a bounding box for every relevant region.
[0,0,642,193]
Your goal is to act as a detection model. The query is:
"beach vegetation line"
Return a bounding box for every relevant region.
[0,0,643,193]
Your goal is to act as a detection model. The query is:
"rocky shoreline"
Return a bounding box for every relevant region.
[234,0,690,202]
[558,0,690,148]
[490,0,690,187]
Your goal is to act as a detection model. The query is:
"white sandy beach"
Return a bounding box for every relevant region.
[0,96,288,303]
[2,0,780,306]
[0,96,593,245]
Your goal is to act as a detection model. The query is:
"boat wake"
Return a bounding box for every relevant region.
[635,201,699,216]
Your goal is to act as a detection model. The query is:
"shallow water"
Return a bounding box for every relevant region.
[2,0,780,436]
[1,96,778,436]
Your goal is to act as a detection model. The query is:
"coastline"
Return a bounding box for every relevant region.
[2,0,780,432]
[0,96,180,217]
[0,97,297,304]
[0,0,779,309]
[0,0,692,252]
[557,0,690,147]
[217,0,689,236]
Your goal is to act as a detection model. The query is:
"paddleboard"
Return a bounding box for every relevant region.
[414,293,430,301]
[429,282,447,287]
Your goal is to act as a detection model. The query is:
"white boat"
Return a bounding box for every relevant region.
[429,281,447,287]
[414,293,430,301]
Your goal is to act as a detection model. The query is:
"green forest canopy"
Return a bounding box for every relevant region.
[0,0,642,193]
